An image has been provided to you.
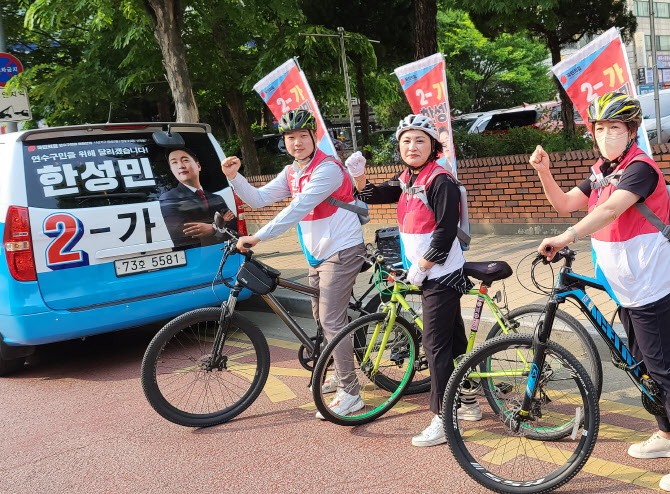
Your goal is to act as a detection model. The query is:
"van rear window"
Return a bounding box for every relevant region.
[23,132,228,209]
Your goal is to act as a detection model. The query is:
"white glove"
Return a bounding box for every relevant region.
[345,151,366,178]
[406,263,429,287]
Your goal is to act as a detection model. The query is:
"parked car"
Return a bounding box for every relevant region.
[0,122,250,374]
[638,89,670,143]
[481,101,585,134]
[452,111,500,134]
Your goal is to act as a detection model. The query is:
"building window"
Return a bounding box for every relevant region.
[645,35,670,50]
[635,1,650,16]
[656,2,670,17]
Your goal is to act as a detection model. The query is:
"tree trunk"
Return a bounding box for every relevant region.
[352,53,371,159]
[226,88,261,176]
[261,104,274,133]
[144,0,199,123]
[547,33,576,138]
[413,0,438,60]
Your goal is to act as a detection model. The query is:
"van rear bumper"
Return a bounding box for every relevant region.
[0,285,251,346]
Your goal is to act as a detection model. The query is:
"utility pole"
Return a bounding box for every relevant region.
[300,28,379,152]
[649,0,662,144]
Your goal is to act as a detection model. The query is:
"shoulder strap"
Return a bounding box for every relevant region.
[593,166,670,240]
[325,165,369,216]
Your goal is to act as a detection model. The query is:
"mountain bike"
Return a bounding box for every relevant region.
[311,245,602,426]
[442,247,667,493]
[139,229,419,428]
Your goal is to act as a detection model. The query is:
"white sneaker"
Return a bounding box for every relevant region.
[412,414,446,447]
[322,374,338,394]
[628,432,670,459]
[660,473,670,491]
[315,390,364,420]
[457,402,482,421]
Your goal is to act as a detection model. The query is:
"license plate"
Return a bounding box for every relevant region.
[114,251,186,277]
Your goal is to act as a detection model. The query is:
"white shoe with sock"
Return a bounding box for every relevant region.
[315,390,364,420]
[412,414,446,447]
[457,401,482,421]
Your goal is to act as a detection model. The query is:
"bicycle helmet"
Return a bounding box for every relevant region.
[278,109,317,133]
[587,92,642,123]
[396,114,440,141]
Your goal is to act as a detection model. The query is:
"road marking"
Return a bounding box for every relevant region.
[466,428,664,490]
[266,338,302,350]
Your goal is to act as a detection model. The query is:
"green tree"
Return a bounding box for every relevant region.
[438,10,555,112]
[7,0,167,126]
[451,0,637,136]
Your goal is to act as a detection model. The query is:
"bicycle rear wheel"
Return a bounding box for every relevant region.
[141,308,270,427]
[443,334,599,494]
[364,291,430,394]
[312,312,417,426]
[488,304,603,399]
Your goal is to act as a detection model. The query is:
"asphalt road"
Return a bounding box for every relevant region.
[0,308,668,493]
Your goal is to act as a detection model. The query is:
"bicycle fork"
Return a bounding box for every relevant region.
[207,288,241,371]
[513,299,557,429]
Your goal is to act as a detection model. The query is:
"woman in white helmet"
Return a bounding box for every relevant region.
[345,114,478,447]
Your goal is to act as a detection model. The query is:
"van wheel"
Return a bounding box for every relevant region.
[0,356,25,376]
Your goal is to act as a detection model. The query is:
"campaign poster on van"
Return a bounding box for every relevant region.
[254,59,337,157]
[395,53,457,174]
[552,27,651,155]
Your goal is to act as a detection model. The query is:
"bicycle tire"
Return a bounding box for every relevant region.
[141,307,270,428]
[312,312,417,426]
[487,304,603,399]
[364,292,430,394]
[443,334,599,494]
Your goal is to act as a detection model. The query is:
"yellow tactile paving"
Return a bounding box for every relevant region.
[466,428,664,490]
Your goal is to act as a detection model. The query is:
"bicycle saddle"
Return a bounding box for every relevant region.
[463,261,513,284]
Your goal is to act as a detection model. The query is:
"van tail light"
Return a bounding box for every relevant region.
[3,206,37,282]
[233,192,248,236]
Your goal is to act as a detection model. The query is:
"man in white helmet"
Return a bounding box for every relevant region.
[345,114,478,447]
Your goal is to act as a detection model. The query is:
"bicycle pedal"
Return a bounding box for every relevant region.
[390,348,410,362]
[495,382,513,394]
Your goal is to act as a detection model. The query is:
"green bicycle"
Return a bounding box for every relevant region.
[311,244,602,426]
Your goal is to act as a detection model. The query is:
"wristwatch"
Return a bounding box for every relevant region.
[417,264,428,273]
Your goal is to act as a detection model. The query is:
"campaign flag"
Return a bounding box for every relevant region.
[395,53,456,173]
[552,27,650,155]
[254,59,336,157]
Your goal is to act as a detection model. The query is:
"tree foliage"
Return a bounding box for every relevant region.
[449,0,637,135]
[439,10,555,112]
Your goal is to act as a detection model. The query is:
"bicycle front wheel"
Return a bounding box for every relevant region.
[488,304,603,399]
[443,334,599,494]
[364,291,430,394]
[312,312,417,426]
[141,308,270,427]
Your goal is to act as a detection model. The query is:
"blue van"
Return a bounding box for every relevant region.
[0,122,250,374]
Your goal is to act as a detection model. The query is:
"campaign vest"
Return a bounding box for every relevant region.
[396,161,465,279]
[587,143,670,307]
[285,149,363,266]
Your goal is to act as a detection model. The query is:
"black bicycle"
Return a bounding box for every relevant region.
[442,247,667,493]
[140,229,423,427]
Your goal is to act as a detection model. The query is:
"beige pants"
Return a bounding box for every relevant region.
[309,243,365,395]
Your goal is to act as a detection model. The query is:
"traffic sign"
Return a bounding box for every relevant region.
[0,89,32,122]
[0,53,23,88]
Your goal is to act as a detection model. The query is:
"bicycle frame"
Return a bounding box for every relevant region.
[367,279,530,376]
[519,249,660,422]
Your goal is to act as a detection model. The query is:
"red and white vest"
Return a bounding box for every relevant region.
[588,143,670,307]
[397,161,465,279]
[286,149,363,266]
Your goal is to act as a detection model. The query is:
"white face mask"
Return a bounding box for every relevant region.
[596,132,630,161]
